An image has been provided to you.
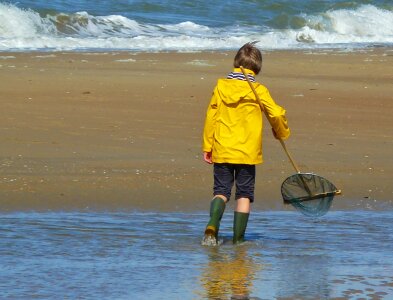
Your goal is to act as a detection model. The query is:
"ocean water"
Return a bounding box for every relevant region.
[0,0,392,51]
[1,210,393,299]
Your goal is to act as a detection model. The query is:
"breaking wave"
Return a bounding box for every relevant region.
[0,3,392,51]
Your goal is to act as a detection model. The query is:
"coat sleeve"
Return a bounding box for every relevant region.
[257,86,290,140]
[202,86,219,152]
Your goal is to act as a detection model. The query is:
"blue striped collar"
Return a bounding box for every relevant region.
[227,71,256,82]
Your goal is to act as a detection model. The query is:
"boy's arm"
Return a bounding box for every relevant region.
[202,87,219,156]
[257,86,290,140]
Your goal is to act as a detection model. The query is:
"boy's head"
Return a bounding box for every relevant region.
[233,41,262,75]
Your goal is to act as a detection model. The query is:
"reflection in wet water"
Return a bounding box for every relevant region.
[200,245,261,299]
[0,211,392,299]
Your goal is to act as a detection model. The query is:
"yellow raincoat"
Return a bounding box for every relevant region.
[203,68,290,164]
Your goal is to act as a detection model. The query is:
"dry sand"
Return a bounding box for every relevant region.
[0,49,392,211]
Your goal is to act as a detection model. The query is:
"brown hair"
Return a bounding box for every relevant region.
[233,41,262,74]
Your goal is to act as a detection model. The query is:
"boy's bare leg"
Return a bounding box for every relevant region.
[233,197,250,244]
[235,197,251,213]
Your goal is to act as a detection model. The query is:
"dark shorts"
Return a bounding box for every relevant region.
[213,163,256,202]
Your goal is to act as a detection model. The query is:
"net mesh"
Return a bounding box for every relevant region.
[281,173,338,217]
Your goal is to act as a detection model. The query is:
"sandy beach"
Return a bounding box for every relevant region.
[0,49,392,211]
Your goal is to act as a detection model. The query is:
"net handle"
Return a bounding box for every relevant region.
[240,67,342,205]
[240,66,301,173]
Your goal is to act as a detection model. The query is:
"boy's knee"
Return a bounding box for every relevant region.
[237,197,251,202]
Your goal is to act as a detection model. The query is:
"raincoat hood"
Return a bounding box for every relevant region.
[215,69,257,105]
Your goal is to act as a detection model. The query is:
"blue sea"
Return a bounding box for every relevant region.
[0,0,392,51]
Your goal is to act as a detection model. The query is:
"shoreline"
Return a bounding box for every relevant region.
[1,42,392,53]
[0,49,392,211]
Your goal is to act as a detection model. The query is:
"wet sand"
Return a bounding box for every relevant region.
[0,49,392,211]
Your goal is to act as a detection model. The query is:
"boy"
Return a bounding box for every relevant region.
[202,42,290,245]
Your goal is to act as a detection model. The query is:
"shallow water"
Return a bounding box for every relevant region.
[1,210,392,299]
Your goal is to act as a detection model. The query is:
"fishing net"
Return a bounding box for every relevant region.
[281,173,339,217]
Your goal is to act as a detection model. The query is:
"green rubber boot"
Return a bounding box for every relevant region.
[203,197,226,243]
[233,212,249,244]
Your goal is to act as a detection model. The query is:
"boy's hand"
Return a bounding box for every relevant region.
[203,152,213,164]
